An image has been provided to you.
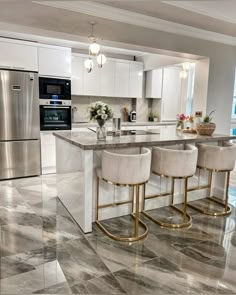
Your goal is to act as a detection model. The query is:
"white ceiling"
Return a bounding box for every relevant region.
[164,0,236,25]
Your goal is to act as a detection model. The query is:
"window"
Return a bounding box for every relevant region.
[186,63,195,115]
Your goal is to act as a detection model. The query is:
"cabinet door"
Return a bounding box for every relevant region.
[38,47,71,78]
[40,132,56,175]
[71,55,84,95]
[0,41,38,71]
[145,69,162,99]
[115,62,129,97]
[100,60,115,97]
[83,63,101,96]
[161,68,181,121]
[129,63,143,98]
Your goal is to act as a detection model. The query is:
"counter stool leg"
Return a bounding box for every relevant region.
[96,176,99,221]
[171,178,175,205]
[135,185,140,237]
[183,178,188,223]
[142,184,146,211]
[131,186,134,213]
[225,171,230,213]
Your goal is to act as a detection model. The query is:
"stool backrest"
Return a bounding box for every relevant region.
[152,144,198,177]
[102,148,151,185]
[197,143,236,171]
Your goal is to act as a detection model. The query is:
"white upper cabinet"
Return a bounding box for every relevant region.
[145,69,163,99]
[83,62,101,96]
[38,46,71,78]
[71,55,84,95]
[115,62,129,97]
[71,54,143,98]
[129,62,143,98]
[0,39,38,71]
[100,60,115,97]
[161,68,181,121]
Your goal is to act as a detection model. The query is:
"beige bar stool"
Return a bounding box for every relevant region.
[142,144,198,228]
[187,143,236,216]
[96,148,151,242]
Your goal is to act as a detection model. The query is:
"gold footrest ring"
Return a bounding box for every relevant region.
[95,214,148,242]
[187,197,231,217]
[142,205,192,229]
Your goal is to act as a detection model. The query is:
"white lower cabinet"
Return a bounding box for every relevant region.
[40,132,56,175]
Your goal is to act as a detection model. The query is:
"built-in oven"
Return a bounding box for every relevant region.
[40,100,71,130]
[39,77,71,100]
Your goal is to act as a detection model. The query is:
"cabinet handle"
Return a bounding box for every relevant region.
[43,106,70,109]
[0,66,25,70]
[12,66,25,70]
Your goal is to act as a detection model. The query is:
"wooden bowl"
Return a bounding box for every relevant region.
[196,123,216,136]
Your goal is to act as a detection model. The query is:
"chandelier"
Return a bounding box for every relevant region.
[84,22,107,73]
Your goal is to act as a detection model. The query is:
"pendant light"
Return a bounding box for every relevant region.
[97,53,107,68]
[84,21,107,73]
[84,57,94,73]
[88,22,100,56]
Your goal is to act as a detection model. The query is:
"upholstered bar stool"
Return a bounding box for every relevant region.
[96,148,151,242]
[142,144,198,228]
[187,143,236,216]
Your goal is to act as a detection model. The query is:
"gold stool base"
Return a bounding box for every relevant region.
[95,214,148,242]
[187,168,232,217]
[142,204,192,229]
[187,196,231,217]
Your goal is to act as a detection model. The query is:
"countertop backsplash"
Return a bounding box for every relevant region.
[72,95,134,123]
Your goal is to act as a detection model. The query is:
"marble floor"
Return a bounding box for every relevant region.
[0,174,236,294]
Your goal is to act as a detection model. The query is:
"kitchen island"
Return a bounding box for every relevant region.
[54,126,236,233]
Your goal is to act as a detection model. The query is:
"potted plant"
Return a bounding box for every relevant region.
[196,110,216,136]
[88,101,113,140]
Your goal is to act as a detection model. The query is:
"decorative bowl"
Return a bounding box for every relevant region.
[196,122,216,136]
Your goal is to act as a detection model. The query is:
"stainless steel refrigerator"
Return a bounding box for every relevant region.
[0,70,41,180]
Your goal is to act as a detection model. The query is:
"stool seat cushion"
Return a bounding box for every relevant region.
[100,148,151,185]
[152,144,198,177]
[197,143,236,171]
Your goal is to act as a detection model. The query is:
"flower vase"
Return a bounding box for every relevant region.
[96,120,106,141]
[176,120,184,130]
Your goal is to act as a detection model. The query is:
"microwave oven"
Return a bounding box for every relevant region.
[39,77,71,100]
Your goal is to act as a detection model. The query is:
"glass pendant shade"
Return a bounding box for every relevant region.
[180,70,188,79]
[89,42,100,56]
[84,58,94,73]
[97,54,107,67]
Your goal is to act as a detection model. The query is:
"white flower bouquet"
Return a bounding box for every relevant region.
[88,101,113,126]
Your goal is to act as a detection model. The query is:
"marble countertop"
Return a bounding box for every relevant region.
[53,126,236,150]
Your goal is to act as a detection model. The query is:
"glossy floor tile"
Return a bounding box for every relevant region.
[0,174,235,294]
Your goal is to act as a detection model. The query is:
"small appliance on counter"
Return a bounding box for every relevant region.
[129,110,136,122]
[39,77,72,130]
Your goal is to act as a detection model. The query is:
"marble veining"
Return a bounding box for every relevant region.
[0,174,236,294]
